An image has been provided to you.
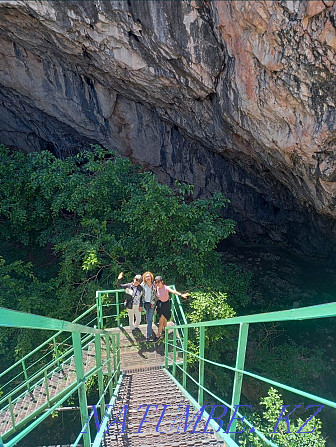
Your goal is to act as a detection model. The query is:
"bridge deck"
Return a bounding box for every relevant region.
[109,322,180,372]
[102,368,225,447]
[102,324,226,446]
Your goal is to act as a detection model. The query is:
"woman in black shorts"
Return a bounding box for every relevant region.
[154,276,189,339]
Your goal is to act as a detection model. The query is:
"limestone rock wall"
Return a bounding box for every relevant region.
[0,0,336,254]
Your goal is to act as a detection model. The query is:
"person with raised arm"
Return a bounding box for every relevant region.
[154,276,189,340]
[117,272,143,331]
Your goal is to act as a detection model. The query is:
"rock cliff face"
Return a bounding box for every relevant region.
[1,0,336,254]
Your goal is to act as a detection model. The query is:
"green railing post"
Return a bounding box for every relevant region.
[44,370,51,407]
[116,292,120,327]
[72,332,91,447]
[183,327,188,389]
[96,292,100,327]
[53,336,60,368]
[171,285,187,325]
[230,322,249,439]
[95,334,105,420]
[116,331,121,377]
[8,396,16,431]
[173,327,177,377]
[171,295,175,323]
[165,329,169,369]
[96,292,103,329]
[21,359,30,392]
[0,435,4,447]
[198,326,205,405]
[111,333,117,385]
[105,334,114,396]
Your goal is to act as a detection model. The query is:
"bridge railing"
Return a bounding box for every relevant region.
[0,307,121,447]
[0,303,98,400]
[0,286,187,447]
[0,289,125,407]
[165,301,336,446]
[95,289,125,329]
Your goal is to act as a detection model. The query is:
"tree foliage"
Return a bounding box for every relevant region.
[0,145,235,286]
[187,290,236,347]
[250,339,329,390]
[185,291,236,398]
[0,144,237,361]
[0,145,330,443]
[239,387,326,446]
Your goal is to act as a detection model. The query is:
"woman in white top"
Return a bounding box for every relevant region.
[117,272,143,330]
[141,271,157,341]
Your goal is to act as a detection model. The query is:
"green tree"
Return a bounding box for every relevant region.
[0,256,57,368]
[249,339,329,390]
[185,291,236,398]
[0,144,237,361]
[0,145,236,288]
[239,387,326,446]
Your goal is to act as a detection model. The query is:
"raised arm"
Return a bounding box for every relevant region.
[166,286,190,299]
[117,271,129,289]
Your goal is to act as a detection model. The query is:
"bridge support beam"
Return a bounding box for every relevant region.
[105,334,114,396]
[116,331,121,377]
[96,292,103,329]
[173,327,177,377]
[111,333,117,386]
[116,292,120,327]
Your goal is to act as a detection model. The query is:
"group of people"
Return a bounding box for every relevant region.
[117,271,189,342]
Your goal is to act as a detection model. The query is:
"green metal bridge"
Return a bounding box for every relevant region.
[0,288,335,446]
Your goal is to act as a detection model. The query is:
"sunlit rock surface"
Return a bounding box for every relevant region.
[0,0,336,254]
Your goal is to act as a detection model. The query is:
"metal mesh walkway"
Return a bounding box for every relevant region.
[112,322,180,372]
[102,369,224,447]
[100,324,225,446]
